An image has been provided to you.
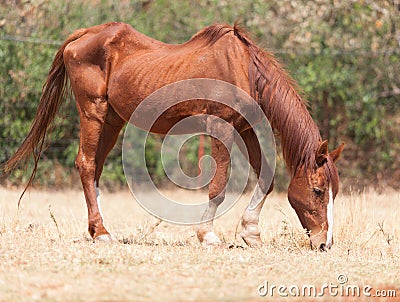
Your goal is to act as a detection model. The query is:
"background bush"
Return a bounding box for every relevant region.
[1,0,399,192]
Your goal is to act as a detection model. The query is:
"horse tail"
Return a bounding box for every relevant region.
[1,29,86,203]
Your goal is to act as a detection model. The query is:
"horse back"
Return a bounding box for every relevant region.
[63,22,252,130]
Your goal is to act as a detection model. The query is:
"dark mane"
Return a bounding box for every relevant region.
[233,24,324,177]
[189,23,234,46]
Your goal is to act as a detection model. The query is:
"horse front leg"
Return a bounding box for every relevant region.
[197,121,233,246]
[236,128,274,247]
[239,184,272,247]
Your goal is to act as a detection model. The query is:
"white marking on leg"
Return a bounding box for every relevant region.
[326,186,334,248]
[94,181,104,218]
[248,184,266,210]
[203,231,222,246]
[240,185,267,246]
[95,234,113,243]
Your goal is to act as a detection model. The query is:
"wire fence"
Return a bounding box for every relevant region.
[0,34,63,46]
[1,34,399,55]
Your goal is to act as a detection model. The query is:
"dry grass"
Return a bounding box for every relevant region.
[0,186,399,301]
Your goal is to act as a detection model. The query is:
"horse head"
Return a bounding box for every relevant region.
[288,140,344,251]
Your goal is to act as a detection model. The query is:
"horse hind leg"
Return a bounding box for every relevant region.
[197,119,234,247]
[65,46,113,241]
[75,96,112,242]
[93,106,125,236]
[94,106,125,184]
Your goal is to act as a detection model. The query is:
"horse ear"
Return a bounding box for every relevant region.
[316,140,329,166]
[330,142,345,163]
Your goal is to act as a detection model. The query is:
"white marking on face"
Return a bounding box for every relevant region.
[326,186,334,248]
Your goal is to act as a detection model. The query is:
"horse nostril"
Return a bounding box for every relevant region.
[319,243,327,252]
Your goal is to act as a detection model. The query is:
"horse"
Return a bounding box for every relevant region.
[1,22,344,251]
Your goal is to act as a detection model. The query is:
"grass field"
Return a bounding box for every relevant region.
[0,186,399,301]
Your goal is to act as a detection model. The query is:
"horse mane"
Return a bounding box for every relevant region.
[232,24,323,177]
[188,23,338,186]
[189,23,234,46]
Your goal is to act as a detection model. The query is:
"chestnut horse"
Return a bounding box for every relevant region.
[2,23,344,250]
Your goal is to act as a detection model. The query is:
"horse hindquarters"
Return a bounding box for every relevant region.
[63,29,118,241]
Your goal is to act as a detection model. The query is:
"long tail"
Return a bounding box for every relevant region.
[1,29,86,203]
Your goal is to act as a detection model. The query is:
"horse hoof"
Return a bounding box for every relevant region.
[201,231,222,247]
[241,234,263,248]
[94,234,114,243]
[203,241,237,250]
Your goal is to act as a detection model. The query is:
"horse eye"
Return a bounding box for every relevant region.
[313,187,323,196]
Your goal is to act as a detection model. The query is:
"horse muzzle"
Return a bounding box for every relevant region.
[310,231,332,252]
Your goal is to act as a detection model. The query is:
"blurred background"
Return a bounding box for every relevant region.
[1,0,399,192]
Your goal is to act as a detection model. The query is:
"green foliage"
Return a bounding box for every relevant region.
[1,0,399,190]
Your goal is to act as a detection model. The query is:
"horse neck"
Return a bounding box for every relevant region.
[231,28,322,177]
[256,60,321,176]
